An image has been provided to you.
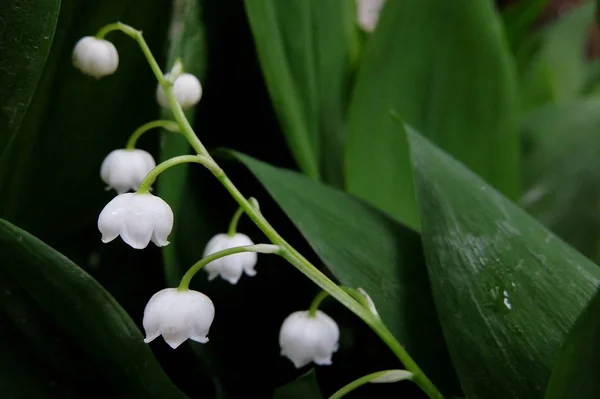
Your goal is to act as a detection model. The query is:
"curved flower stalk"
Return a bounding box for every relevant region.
[74,22,445,399]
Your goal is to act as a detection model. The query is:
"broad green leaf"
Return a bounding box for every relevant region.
[523,98,600,264]
[407,130,600,399]
[518,1,595,109]
[158,0,207,286]
[345,0,519,230]
[544,288,600,398]
[0,218,186,398]
[230,151,461,395]
[0,0,60,177]
[274,369,323,399]
[0,0,171,245]
[243,0,358,185]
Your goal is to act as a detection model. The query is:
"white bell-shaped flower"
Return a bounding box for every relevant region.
[356,0,385,32]
[98,193,173,249]
[279,310,340,368]
[72,36,119,78]
[156,73,202,109]
[100,149,156,194]
[143,288,215,349]
[203,233,257,284]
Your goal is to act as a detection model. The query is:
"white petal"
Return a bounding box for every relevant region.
[203,233,229,257]
[119,195,154,249]
[129,149,156,190]
[356,0,385,32]
[142,288,174,343]
[219,255,246,284]
[162,329,191,349]
[185,291,215,343]
[100,149,155,194]
[100,150,134,194]
[243,262,257,277]
[97,193,134,243]
[148,196,174,247]
[172,73,202,109]
[227,234,258,274]
[121,212,154,249]
[158,290,214,349]
[204,258,223,278]
[278,310,339,368]
[279,311,317,368]
[72,37,119,78]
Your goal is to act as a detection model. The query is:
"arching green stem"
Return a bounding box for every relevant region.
[178,244,280,290]
[125,120,179,150]
[101,22,445,399]
[227,206,245,237]
[137,155,220,193]
[329,370,413,399]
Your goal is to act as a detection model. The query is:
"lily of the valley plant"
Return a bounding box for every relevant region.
[73,20,434,399]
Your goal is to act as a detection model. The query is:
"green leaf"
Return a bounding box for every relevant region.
[273,369,323,399]
[518,1,595,109]
[243,0,358,185]
[229,151,461,395]
[345,0,519,230]
[0,0,60,175]
[0,218,186,398]
[523,98,600,264]
[544,288,600,398]
[407,129,600,399]
[157,0,207,286]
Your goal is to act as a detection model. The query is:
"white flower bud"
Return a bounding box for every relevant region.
[156,73,202,109]
[203,233,257,284]
[100,149,156,194]
[98,193,173,249]
[72,36,119,78]
[357,287,380,318]
[356,0,385,32]
[279,310,340,368]
[370,370,413,383]
[143,288,215,349]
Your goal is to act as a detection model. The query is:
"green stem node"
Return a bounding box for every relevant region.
[125,120,179,150]
[137,155,220,194]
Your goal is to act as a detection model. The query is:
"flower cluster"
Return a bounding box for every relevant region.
[73,30,341,371]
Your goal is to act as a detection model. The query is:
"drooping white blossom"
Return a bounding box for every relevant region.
[143,288,215,349]
[356,0,386,32]
[72,36,119,78]
[97,193,173,249]
[279,310,340,368]
[156,73,203,109]
[100,149,156,194]
[202,233,257,284]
